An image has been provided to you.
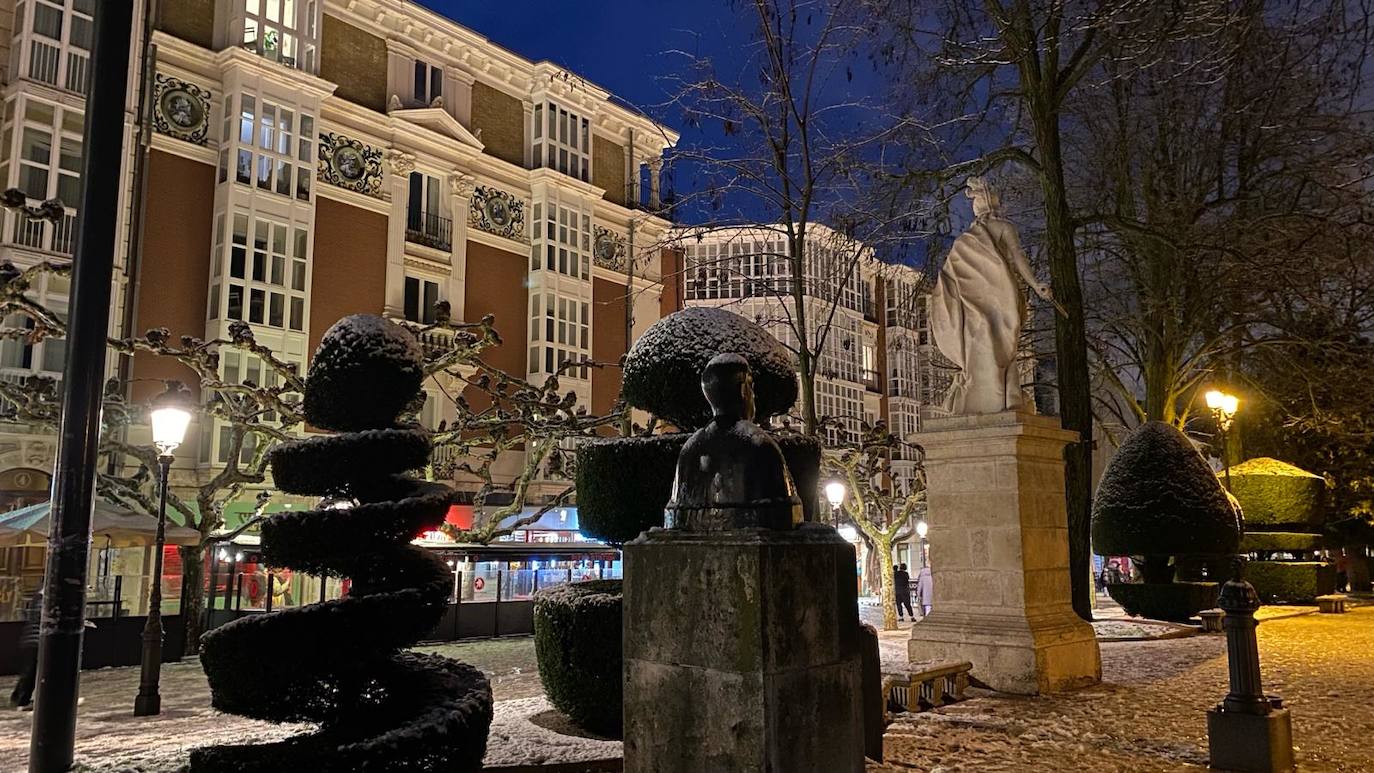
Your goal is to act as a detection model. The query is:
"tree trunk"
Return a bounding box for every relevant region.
[877,535,898,631]
[1138,554,1175,584]
[1031,101,1095,622]
[179,543,206,653]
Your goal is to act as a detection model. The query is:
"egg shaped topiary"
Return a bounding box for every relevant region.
[303,314,425,432]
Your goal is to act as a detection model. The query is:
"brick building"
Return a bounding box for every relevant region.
[0,0,679,522]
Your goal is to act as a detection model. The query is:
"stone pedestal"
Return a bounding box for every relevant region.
[623,524,866,773]
[1207,707,1295,772]
[907,410,1100,694]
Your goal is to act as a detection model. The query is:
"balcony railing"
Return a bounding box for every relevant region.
[406,211,452,252]
[862,369,882,393]
[9,211,78,256]
[65,51,90,95]
[28,39,60,85]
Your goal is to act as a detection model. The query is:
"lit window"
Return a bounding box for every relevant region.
[533,101,590,183]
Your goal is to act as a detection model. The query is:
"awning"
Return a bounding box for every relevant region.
[0,500,202,548]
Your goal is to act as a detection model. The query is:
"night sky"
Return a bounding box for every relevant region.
[417,1,743,127]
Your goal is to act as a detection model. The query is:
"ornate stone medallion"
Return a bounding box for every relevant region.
[592,225,628,271]
[318,132,384,198]
[152,74,210,145]
[469,185,527,242]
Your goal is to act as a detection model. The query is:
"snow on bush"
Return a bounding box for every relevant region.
[1092,421,1241,562]
[533,580,624,739]
[621,307,798,430]
[1225,457,1326,528]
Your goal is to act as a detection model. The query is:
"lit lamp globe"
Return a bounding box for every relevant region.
[824,481,846,510]
[916,520,928,539]
[1204,389,1239,429]
[150,384,193,456]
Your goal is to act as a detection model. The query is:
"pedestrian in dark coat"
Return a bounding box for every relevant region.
[11,588,41,709]
[894,563,914,621]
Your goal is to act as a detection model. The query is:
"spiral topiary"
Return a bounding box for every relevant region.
[192,314,493,772]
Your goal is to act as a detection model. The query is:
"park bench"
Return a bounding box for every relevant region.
[1316,594,1348,614]
[882,661,973,719]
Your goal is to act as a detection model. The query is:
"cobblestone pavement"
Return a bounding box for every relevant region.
[874,606,1374,772]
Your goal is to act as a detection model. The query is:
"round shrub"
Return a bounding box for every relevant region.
[621,307,798,430]
[304,314,425,432]
[576,436,683,546]
[1245,561,1336,604]
[533,580,623,738]
[1225,457,1326,528]
[576,432,824,544]
[1107,582,1219,623]
[1092,422,1241,565]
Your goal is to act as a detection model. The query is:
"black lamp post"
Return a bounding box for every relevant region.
[1205,389,1239,491]
[133,383,192,717]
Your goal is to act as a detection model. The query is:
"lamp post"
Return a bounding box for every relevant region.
[916,519,929,568]
[824,481,846,525]
[1205,390,1240,491]
[133,383,192,717]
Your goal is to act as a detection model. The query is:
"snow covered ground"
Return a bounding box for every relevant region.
[1,606,1365,771]
[874,606,1374,772]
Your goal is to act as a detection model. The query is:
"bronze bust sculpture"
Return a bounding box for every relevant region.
[665,353,802,530]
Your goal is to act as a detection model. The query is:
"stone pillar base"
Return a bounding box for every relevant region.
[623,524,865,773]
[908,411,1100,695]
[1207,707,1295,772]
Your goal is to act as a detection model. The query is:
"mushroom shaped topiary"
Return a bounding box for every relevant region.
[620,307,798,430]
[193,314,492,772]
[1092,421,1241,583]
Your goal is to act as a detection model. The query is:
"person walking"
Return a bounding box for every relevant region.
[894,563,913,621]
[915,564,934,617]
[10,587,41,710]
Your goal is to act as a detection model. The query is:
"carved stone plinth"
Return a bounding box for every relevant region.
[907,410,1100,694]
[623,525,865,773]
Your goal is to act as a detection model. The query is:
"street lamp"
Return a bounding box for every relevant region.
[1205,389,1240,490]
[134,382,193,717]
[824,481,846,523]
[916,519,929,568]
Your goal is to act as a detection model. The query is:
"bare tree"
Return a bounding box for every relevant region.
[661,0,924,435]
[820,420,924,630]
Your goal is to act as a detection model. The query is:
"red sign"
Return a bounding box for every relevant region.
[473,576,485,591]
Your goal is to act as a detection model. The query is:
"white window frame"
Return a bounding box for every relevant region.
[533,101,590,183]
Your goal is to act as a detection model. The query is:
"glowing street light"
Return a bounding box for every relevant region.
[135,382,194,716]
[915,519,929,568]
[1205,389,1241,490]
[824,481,846,524]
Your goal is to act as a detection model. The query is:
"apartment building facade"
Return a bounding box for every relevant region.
[676,224,954,498]
[0,0,680,518]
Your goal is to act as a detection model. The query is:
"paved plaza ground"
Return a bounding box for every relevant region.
[0,605,1369,770]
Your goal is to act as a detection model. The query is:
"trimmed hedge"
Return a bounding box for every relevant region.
[1092,422,1241,558]
[621,307,798,430]
[576,436,683,546]
[576,432,823,545]
[1241,531,1324,555]
[1107,582,1220,623]
[533,580,623,738]
[1225,457,1326,528]
[1246,561,1336,604]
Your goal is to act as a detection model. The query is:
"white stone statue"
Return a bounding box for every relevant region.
[929,177,1053,415]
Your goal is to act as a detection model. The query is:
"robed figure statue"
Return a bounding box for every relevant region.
[930,177,1054,415]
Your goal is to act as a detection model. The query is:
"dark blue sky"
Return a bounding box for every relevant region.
[418,1,740,119]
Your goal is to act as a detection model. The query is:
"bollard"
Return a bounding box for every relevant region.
[1207,569,1294,772]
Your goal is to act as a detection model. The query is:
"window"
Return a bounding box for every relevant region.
[228,92,312,201]
[405,172,450,250]
[17,0,95,92]
[527,292,591,380]
[533,101,590,182]
[5,97,81,254]
[0,272,68,375]
[242,0,317,71]
[529,201,590,280]
[413,60,442,106]
[217,212,307,331]
[404,275,441,324]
